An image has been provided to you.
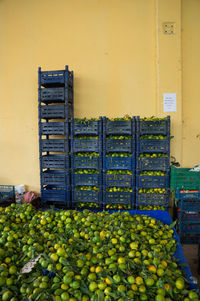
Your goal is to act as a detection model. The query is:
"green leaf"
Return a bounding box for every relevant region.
[31,288,44,300]
[98,291,105,301]
[170,220,177,228]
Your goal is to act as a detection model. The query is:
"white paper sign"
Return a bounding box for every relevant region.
[163,93,177,112]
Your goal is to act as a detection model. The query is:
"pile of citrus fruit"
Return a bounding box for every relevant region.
[0,204,199,301]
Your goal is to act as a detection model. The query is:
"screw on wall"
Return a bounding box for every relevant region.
[163,22,175,35]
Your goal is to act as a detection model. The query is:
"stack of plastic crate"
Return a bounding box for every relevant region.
[177,188,200,244]
[38,66,73,207]
[71,118,103,210]
[136,116,170,210]
[102,117,135,210]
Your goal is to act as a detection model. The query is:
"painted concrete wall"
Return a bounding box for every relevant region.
[0,0,199,192]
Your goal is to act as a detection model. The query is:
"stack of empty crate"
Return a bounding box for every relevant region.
[176,189,200,243]
[38,66,73,207]
[136,117,170,209]
[71,118,103,209]
[102,117,135,210]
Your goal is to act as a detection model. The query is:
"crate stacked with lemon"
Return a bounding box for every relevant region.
[38,66,73,207]
[71,118,103,209]
[102,117,135,210]
[136,116,170,209]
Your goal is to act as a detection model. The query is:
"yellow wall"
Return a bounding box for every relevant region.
[0,0,199,192]
[182,0,200,167]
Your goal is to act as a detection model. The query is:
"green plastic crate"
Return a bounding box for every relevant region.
[170,166,200,190]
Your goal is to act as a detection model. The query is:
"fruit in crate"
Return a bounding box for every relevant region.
[106,153,132,157]
[139,205,165,211]
[76,202,99,208]
[74,169,99,174]
[107,135,132,140]
[74,118,99,122]
[106,170,132,175]
[139,171,166,176]
[76,135,98,139]
[140,135,167,140]
[139,188,166,194]
[106,187,132,192]
[75,152,99,157]
[139,153,168,158]
[140,116,167,121]
[105,203,131,210]
[75,186,99,191]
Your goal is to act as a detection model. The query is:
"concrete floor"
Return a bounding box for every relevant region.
[182,244,200,288]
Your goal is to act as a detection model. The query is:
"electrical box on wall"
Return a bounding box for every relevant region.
[163,22,175,35]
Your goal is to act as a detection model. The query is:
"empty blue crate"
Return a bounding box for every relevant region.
[104,138,135,153]
[41,170,70,187]
[178,211,200,223]
[103,154,135,170]
[39,66,73,87]
[103,117,135,135]
[104,173,134,188]
[72,138,101,153]
[0,185,15,202]
[103,191,134,206]
[136,190,169,207]
[40,88,73,104]
[72,173,101,186]
[176,188,200,201]
[72,155,101,170]
[178,200,200,213]
[136,173,169,189]
[181,223,200,234]
[136,116,170,135]
[40,104,72,119]
[40,139,68,152]
[137,156,169,171]
[41,155,69,169]
[39,122,68,136]
[72,119,102,135]
[137,137,169,153]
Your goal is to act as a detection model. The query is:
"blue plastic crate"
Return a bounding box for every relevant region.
[72,173,101,186]
[41,170,70,187]
[41,155,69,169]
[103,191,134,206]
[39,66,73,87]
[136,116,170,135]
[178,200,200,212]
[104,138,135,153]
[0,185,15,202]
[182,234,200,244]
[136,190,169,207]
[39,122,68,136]
[176,188,200,200]
[72,119,102,135]
[40,104,72,119]
[180,223,200,234]
[40,139,68,152]
[136,173,169,189]
[40,87,73,104]
[71,155,102,170]
[72,138,101,153]
[103,117,135,135]
[136,156,170,171]
[41,186,70,203]
[178,211,200,223]
[72,189,101,204]
[137,137,170,153]
[103,153,135,170]
[103,173,134,188]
